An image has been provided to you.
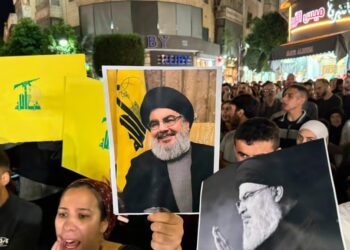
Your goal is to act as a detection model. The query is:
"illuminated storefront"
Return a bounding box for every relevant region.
[269,0,350,81]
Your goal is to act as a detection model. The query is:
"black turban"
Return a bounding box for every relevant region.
[140,87,194,130]
[235,156,285,190]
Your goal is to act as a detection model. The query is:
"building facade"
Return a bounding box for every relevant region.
[215,0,279,83]
[4,0,220,67]
[270,0,350,81]
[74,0,220,66]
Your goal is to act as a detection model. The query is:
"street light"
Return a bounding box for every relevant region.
[59,39,68,47]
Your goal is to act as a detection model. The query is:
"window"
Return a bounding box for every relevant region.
[202,27,209,41]
[158,2,176,35]
[191,6,202,39]
[50,0,60,6]
[246,12,253,28]
[177,4,191,36]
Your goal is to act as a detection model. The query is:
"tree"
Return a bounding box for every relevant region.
[244,12,288,72]
[42,19,80,54]
[0,18,45,56]
[93,33,144,77]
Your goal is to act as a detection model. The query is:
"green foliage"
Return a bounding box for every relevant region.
[244,12,288,72]
[42,19,80,54]
[0,18,45,56]
[93,33,144,77]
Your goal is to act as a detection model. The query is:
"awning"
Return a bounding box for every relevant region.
[271,31,350,61]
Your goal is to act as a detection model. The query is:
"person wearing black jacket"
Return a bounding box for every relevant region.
[0,149,42,250]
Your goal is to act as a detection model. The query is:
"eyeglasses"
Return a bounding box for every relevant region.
[263,89,275,94]
[235,186,270,209]
[148,115,183,131]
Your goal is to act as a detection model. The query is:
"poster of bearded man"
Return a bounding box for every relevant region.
[102,66,221,214]
[198,139,346,250]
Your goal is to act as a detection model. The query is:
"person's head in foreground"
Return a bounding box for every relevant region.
[234,117,280,161]
[297,120,329,145]
[235,157,295,250]
[141,86,194,161]
[53,179,115,250]
[53,179,184,250]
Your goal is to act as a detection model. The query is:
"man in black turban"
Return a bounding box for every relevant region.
[123,86,214,213]
[234,158,289,250]
[212,153,335,250]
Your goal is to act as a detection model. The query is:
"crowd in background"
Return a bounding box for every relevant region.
[2,71,350,249]
[220,72,350,204]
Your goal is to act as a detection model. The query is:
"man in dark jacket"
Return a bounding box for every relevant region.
[0,149,42,249]
[123,87,214,213]
[273,85,310,148]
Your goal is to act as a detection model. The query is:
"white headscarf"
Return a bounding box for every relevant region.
[299,120,329,144]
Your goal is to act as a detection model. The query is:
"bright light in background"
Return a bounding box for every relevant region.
[59,39,68,47]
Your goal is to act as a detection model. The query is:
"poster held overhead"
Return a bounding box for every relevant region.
[102,66,221,214]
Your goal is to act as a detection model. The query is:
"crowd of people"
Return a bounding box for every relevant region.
[220,73,350,203]
[1,71,350,249]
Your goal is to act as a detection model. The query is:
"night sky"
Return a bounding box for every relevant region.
[0,0,14,38]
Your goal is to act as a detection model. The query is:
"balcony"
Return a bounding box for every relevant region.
[35,0,63,22]
[216,6,243,25]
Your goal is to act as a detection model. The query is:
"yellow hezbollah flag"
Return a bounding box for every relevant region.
[0,54,86,143]
[106,69,147,190]
[62,77,110,181]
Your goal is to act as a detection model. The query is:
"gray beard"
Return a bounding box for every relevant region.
[151,128,191,161]
[242,201,282,250]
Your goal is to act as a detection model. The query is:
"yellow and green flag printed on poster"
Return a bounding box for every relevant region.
[62,77,110,181]
[106,69,147,190]
[0,54,86,143]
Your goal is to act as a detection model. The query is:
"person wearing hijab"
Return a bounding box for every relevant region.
[52,178,184,250]
[296,120,329,145]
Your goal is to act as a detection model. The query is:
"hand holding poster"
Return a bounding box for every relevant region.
[102,66,221,214]
[198,140,345,250]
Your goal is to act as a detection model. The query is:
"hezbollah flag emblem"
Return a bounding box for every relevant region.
[106,69,147,190]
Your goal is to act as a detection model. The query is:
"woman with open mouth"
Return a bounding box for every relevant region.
[51,178,184,250]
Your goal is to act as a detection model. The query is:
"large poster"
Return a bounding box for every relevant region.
[198,140,345,250]
[102,66,221,214]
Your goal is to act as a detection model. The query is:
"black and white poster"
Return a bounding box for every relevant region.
[198,139,345,250]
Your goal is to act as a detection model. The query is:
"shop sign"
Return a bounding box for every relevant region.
[285,46,314,57]
[147,35,169,49]
[291,7,326,29]
[291,0,350,29]
[150,51,193,66]
[327,0,350,23]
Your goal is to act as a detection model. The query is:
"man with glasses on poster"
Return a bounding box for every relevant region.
[123,86,214,213]
[212,156,336,250]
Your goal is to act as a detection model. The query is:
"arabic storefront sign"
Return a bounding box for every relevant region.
[291,0,350,30]
[327,0,350,23]
[291,7,326,29]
